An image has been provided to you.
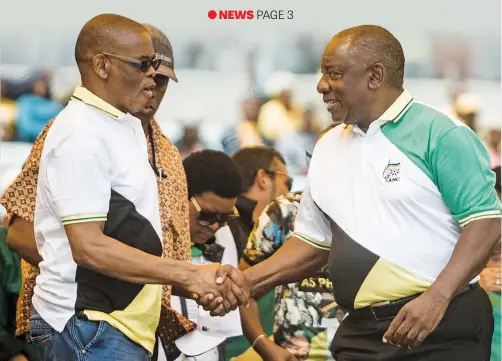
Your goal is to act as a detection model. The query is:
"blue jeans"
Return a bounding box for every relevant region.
[29,309,151,361]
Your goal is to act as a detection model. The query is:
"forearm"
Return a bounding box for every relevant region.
[240,299,266,343]
[245,236,329,299]
[6,216,42,266]
[488,239,501,265]
[429,218,501,300]
[75,233,196,287]
[7,235,41,266]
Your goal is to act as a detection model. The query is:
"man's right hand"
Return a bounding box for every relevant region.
[183,263,249,316]
[255,337,299,361]
[480,264,502,294]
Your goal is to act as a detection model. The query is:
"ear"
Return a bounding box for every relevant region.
[367,63,385,90]
[255,169,269,191]
[92,54,110,80]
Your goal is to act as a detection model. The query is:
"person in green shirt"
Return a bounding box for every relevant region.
[479,166,501,361]
[0,225,36,361]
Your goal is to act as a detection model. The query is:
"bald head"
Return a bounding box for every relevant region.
[75,14,149,71]
[330,25,405,88]
[73,14,158,117]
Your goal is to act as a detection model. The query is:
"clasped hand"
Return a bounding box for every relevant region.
[185,263,249,316]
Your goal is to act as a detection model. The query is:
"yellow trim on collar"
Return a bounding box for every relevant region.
[71,86,125,119]
[379,89,413,123]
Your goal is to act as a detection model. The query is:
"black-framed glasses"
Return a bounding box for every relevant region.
[191,197,239,227]
[103,53,161,72]
[264,169,293,192]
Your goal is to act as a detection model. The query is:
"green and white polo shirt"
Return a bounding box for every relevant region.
[294,89,502,311]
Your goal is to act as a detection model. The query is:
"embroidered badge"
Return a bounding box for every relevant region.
[383,160,401,183]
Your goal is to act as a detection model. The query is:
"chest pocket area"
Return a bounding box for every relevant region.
[111,151,156,207]
[377,160,408,198]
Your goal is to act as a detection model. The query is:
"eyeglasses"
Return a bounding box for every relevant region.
[264,170,293,192]
[191,197,240,227]
[103,53,161,72]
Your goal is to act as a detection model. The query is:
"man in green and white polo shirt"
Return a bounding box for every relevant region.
[242,25,502,361]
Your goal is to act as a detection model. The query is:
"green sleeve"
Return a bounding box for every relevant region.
[431,126,502,226]
[0,227,21,294]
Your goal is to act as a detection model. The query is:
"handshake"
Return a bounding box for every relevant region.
[179,263,250,316]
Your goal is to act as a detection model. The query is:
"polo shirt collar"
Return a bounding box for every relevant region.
[352,89,413,136]
[235,195,257,231]
[71,86,125,119]
[378,88,413,123]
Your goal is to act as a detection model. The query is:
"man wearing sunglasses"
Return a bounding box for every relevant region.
[230,146,293,259]
[1,15,247,361]
[225,146,292,360]
[163,150,243,361]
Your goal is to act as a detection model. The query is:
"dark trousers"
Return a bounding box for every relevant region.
[332,285,494,361]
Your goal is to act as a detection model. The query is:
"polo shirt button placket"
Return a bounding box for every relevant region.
[360,136,370,180]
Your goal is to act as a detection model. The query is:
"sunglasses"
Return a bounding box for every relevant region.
[103,53,161,72]
[203,243,225,263]
[191,197,239,227]
[264,170,293,192]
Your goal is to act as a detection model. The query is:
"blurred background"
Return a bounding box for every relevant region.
[0,0,500,198]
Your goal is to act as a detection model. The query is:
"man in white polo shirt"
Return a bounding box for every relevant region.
[241,25,502,361]
[30,14,247,361]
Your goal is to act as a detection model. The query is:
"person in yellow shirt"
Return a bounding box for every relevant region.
[257,72,304,144]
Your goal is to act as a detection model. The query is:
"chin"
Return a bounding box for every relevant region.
[331,113,347,124]
[133,108,156,122]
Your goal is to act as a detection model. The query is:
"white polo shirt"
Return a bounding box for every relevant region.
[33,86,163,352]
[294,89,502,310]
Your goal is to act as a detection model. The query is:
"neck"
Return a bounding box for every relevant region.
[142,120,149,136]
[358,87,404,133]
[243,189,270,221]
[82,82,126,113]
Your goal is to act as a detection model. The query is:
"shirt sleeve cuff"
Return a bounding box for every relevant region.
[61,213,107,225]
[294,232,331,251]
[457,210,502,227]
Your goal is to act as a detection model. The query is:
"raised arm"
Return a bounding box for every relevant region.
[245,237,329,299]
[244,181,332,298]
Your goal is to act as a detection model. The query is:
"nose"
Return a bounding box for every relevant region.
[317,76,330,94]
[208,223,220,233]
[145,63,157,78]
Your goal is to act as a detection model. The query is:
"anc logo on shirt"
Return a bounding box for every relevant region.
[383,160,401,183]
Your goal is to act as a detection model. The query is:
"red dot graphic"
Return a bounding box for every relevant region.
[208,10,217,19]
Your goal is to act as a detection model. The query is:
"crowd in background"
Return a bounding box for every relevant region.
[1,70,500,174]
[0,65,500,361]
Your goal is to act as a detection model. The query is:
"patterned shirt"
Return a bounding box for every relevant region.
[243,193,345,361]
[0,118,195,352]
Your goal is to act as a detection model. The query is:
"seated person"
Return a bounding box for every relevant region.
[161,150,243,361]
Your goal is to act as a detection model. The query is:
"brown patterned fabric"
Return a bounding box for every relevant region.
[0,118,195,351]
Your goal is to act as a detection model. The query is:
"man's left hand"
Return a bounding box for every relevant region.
[383,289,450,348]
[196,264,250,316]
